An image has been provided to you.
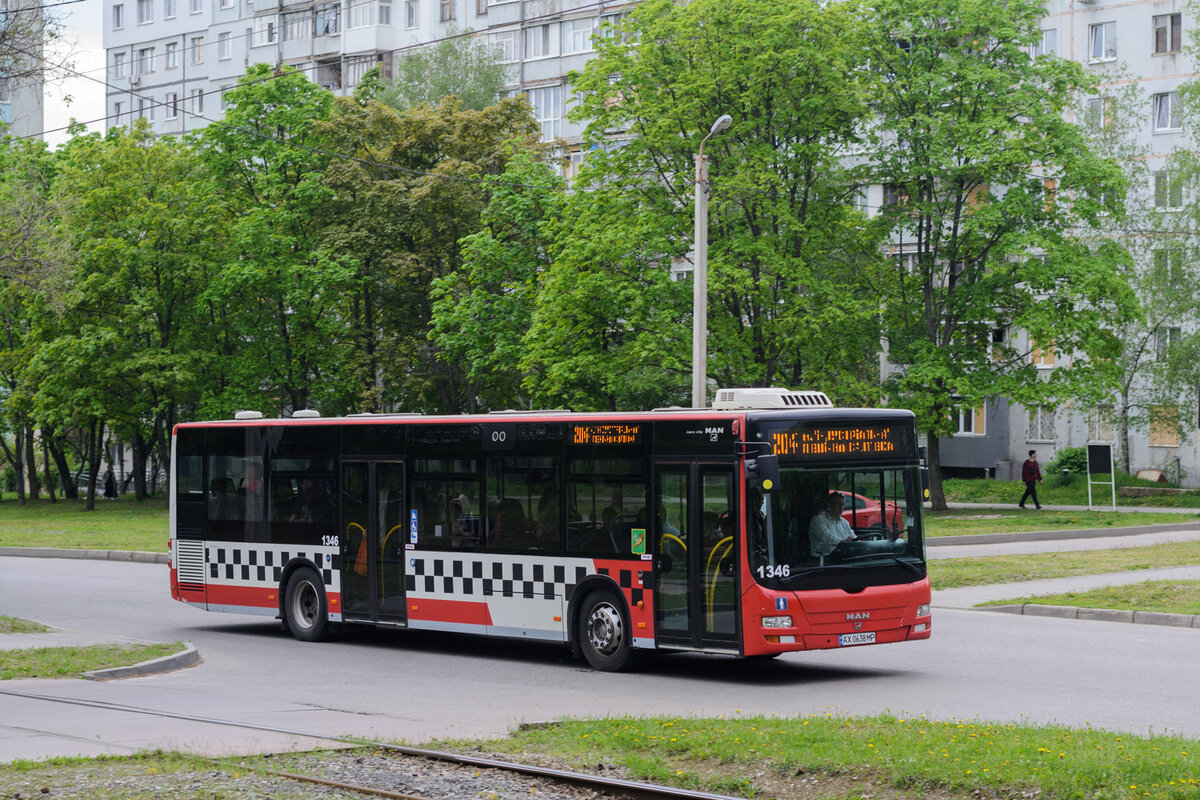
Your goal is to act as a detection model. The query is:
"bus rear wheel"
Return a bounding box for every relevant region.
[577,590,634,672]
[284,567,328,642]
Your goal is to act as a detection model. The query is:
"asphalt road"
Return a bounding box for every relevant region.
[1,550,1198,763]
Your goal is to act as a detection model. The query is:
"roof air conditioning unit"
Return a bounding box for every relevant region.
[711,388,835,410]
[292,409,321,418]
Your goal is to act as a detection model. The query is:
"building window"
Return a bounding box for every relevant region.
[1153,13,1182,54]
[164,0,175,18]
[165,41,178,68]
[346,55,375,87]
[404,0,417,27]
[1088,405,1114,442]
[191,87,204,114]
[113,51,127,78]
[378,1,390,24]
[165,91,179,119]
[1152,91,1181,132]
[251,14,277,45]
[1154,170,1182,209]
[220,85,232,110]
[112,3,124,28]
[1149,406,1180,447]
[1027,406,1056,442]
[282,11,311,40]
[189,0,201,12]
[439,0,453,21]
[220,0,233,9]
[1155,326,1181,360]
[1032,28,1057,57]
[1030,339,1055,367]
[956,404,986,436]
[529,84,561,141]
[525,23,555,58]
[113,101,124,124]
[314,3,340,35]
[491,31,516,62]
[136,0,152,23]
[475,0,486,15]
[136,47,154,74]
[563,17,597,54]
[136,97,154,121]
[1152,248,1183,282]
[1086,96,1114,130]
[218,31,231,59]
[1089,21,1116,61]
[190,36,204,64]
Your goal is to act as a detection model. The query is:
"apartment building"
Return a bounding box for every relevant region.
[103,0,630,142]
[934,0,1198,484]
[1,0,46,140]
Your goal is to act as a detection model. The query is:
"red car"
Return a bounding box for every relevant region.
[841,492,903,536]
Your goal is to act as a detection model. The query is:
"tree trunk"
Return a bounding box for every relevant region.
[46,434,78,500]
[1118,390,1131,474]
[24,425,40,501]
[13,427,26,505]
[926,435,947,512]
[42,437,56,502]
[132,430,149,501]
[84,421,105,512]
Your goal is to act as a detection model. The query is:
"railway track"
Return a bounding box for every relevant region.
[0,687,746,800]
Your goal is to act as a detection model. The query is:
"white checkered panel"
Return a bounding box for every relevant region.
[205,542,341,592]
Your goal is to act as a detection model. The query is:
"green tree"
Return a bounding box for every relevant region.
[380,29,510,112]
[530,0,883,411]
[316,92,543,413]
[429,152,564,411]
[864,0,1138,508]
[42,121,222,501]
[197,64,355,415]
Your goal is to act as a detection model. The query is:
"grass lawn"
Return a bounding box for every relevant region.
[925,507,1200,537]
[0,616,52,634]
[0,497,167,551]
[930,539,1200,589]
[980,580,1200,615]
[943,474,1200,508]
[0,641,186,679]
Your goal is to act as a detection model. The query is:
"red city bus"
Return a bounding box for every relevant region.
[169,388,930,670]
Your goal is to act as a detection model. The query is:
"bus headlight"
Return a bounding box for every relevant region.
[917,604,930,617]
[762,615,792,628]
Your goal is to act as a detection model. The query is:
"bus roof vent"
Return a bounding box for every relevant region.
[234,410,264,420]
[292,409,321,418]
[711,388,834,410]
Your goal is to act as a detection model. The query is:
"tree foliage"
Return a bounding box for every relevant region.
[380,29,510,112]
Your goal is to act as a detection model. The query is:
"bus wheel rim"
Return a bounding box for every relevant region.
[587,602,623,656]
[294,581,318,629]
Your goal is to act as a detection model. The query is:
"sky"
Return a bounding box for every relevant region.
[44,0,105,147]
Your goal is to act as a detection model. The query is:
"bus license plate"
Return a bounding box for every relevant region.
[839,632,876,646]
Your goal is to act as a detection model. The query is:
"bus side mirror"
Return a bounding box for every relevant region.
[746,454,780,493]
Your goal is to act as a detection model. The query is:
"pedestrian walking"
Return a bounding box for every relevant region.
[1019,450,1042,509]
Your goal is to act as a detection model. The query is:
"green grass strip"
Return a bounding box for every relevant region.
[0,616,53,634]
[0,642,186,680]
[981,580,1200,615]
[930,540,1200,589]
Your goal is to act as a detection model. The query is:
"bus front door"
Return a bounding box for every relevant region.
[340,461,407,623]
[652,463,738,650]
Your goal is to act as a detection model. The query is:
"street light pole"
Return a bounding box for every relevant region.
[692,114,732,409]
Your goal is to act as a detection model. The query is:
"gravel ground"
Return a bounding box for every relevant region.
[0,750,635,800]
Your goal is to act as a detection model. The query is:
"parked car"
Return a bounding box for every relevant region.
[841,492,903,537]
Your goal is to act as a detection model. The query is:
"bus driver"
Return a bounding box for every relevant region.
[809,491,856,557]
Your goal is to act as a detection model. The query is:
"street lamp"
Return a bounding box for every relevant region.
[692,113,733,408]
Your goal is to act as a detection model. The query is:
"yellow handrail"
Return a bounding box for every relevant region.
[659,533,687,552]
[705,536,734,629]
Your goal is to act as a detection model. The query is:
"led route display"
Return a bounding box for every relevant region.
[771,423,913,461]
[572,424,642,446]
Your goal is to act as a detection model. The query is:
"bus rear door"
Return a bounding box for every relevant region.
[341,461,407,623]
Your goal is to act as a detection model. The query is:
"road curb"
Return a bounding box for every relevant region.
[929,520,1200,546]
[984,604,1200,628]
[0,547,168,564]
[82,642,201,681]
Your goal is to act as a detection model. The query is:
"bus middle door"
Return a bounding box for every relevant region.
[652,462,738,650]
[340,461,407,623]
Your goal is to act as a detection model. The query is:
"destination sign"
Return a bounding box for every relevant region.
[771,423,912,461]
[572,424,642,446]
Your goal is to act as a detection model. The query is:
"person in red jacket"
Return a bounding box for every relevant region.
[1019,450,1043,509]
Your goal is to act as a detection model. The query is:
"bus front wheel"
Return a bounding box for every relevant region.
[284,567,328,642]
[577,590,634,672]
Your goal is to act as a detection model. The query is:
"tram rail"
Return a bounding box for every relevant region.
[0,687,745,800]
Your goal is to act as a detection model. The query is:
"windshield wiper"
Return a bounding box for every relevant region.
[838,553,923,575]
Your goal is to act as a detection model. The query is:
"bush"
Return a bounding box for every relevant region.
[1047,446,1087,475]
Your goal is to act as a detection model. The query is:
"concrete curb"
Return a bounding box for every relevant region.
[0,547,168,564]
[984,604,1200,628]
[82,642,201,681]
[929,520,1200,547]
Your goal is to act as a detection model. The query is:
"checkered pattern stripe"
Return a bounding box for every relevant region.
[205,543,339,590]
[405,555,645,607]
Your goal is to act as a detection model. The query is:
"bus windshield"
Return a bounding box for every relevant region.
[750,466,926,589]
